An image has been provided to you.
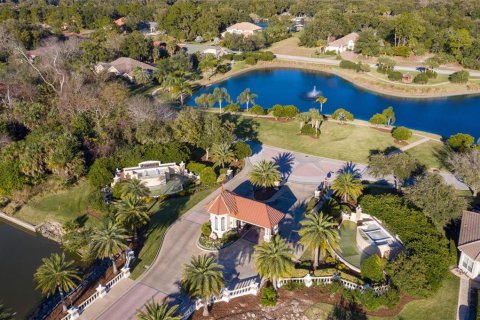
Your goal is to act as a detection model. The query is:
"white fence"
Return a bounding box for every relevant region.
[182,279,259,320]
[61,250,135,320]
[277,274,389,295]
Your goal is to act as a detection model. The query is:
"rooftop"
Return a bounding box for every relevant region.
[227,22,262,32]
[206,190,285,229]
[100,57,155,74]
[458,210,480,261]
[328,32,359,47]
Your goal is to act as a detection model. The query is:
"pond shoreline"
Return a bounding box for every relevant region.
[196,59,480,99]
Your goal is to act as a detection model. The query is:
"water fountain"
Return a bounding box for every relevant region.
[304,85,321,100]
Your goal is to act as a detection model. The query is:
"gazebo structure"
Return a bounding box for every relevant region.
[206,189,285,242]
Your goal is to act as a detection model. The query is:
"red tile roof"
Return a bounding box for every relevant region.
[114,17,126,27]
[459,210,480,261]
[206,190,285,229]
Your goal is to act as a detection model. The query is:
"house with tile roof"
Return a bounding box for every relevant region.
[325,32,359,54]
[206,189,285,242]
[458,210,480,280]
[95,57,156,81]
[221,22,262,37]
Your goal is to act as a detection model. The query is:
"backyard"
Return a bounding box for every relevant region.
[251,117,423,164]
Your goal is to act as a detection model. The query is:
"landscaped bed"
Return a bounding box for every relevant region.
[197,230,240,251]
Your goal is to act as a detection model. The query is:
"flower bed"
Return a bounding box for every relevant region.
[198,230,240,250]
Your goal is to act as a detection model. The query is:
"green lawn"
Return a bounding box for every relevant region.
[304,274,459,320]
[252,118,420,163]
[130,187,214,279]
[406,140,448,170]
[15,180,93,225]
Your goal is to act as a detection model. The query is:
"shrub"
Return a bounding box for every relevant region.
[200,167,217,186]
[269,104,285,118]
[244,56,257,65]
[391,45,410,57]
[369,113,387,126]
[283,105,300,118]
[425,70,437,79]
[249,104,266,115]
[387,71,403,81]
[201,221,212,237]
[0,161,27,196]
[449,70,469,83]
[111,182,124,199]
[357,62,371,73]
[260,286,277,306]
[447,133,475,152]
[233,141,252,160]
[283,281,306,291]
[306,197,319,213]
[392,126,412,141]
[339,59,358,70]
[300,124,318,137]
[332,108,354,122]
[87,191,109,212]
[361,255,386,283]
[224,103,241,113]
[88,158,114,188]
[187,162,206,175]
[414,73,429,84]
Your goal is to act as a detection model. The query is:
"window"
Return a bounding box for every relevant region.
[221,217,225,231]
[214,217,218,231]
[463,255,474,273]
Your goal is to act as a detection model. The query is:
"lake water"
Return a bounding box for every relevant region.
[0,220,61,319]
[190,68,480,138]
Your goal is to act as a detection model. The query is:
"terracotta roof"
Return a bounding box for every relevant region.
[227,22,262,32]
[328,32,359,47]
[114,17,126,27]
[206,190,285,229]
[458,210,480,261]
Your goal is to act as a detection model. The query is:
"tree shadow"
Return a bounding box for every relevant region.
[273,152,295,180]
[369,146,400,158]
[226,114,259,141]
[433,144,450,170]
[327,297,367,320]
[337,161,362,179]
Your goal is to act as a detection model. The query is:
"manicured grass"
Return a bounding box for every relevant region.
[15,180,93,225]
[252,118,420,163]
[303,274,459,320]
[130,187,214,279]
[406,140,448,170]
[375,274,459,320]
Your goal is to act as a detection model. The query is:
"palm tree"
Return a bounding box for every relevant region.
[34,253,80,312]
[90,219,129,274]
[249,160,281,189]
[171,80,192,106]
[299,212,340,269]
[296,112,311,130]
[0,303,14,320]
[253,234,294,290]
[122,178,150,199]
[182,255,224,317]
[134,67,151,85]
[213,87,230,113]
[211,143,235,168]
[137,299,181,320]
[237,88,257,112]
[331,172,364,204]
[309,108,322,134]
[115,195,150,242]
[315,96,327,113]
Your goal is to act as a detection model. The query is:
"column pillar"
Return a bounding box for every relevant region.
[96,284,107,298]
[67,307,80,320]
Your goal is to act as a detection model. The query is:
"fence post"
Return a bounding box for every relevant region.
[67,307,80,320]
[121,266,130,278]
[304,274,313,288]
[222,289,230,302]
[250,281,259,295]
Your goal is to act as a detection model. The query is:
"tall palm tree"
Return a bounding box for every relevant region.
[212,87,230,114]
[299,212,339,269]
[211,143,235,168]
[182,255,224,317]
[136,299,181,320]
[34,253,80,312]
[115,195,150,242]
[90,219,129,274]
[0,303,14,320]
[253,234,294,290]
[236,88,257,112]
[249,160,281,189]
[122,178,150,199]
[315,96,327,113]
[171,80,192,106]
[331,172,364,204]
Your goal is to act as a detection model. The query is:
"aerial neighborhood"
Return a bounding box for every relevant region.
[1,1,480,320]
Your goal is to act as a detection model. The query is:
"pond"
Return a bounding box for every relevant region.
[0,220,61,319]
[190,68,480,138]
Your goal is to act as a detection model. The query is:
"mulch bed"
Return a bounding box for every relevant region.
[265,117,293,123]
[46,257,126,320]
[393,139,409,146]
[371,126,392,133]
[253,187,277,201]
[191,287,416,319]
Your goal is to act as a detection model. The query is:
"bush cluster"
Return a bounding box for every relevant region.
[414,73,429,84]
[449,70,469,83]
[201,221,211,237]
[268,104,300,119]
[300,124,319,137]
[223,51,275,63]
[249,104,267,115]
[391,126,412,141]
[260,286,278,306]
[387,71,403,81]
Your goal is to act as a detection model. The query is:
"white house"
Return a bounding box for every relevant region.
[206,189,285,242]
[221,22,262,37]
[458,210,480,280]
[112,160,185,189]
[178,44,233,58]
[95,57,156,81]
[325,32,359,54]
